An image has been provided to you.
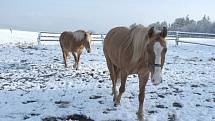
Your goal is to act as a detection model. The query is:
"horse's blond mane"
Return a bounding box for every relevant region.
[129,24,149,64]
[73,30,85,41]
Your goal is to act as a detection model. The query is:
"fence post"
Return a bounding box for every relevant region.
[101,34,104,45]
[37,32,41,45]
[175,31,179,46]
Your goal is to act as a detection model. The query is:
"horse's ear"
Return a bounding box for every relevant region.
[160,27,167,38]
[148,27,154,38]
[87,31,93,35]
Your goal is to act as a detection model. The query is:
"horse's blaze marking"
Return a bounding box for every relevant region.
[152,42,163,83]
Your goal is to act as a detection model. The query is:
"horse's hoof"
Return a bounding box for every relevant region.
[114,103,118,107]
[114,100,120,107]
[73,64,77,69]
[136,111,144,121]
[113,96,116,101]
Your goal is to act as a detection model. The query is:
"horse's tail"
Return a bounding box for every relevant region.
[59,32,65,47]
[113,65,121,84]
[59,32,65,45]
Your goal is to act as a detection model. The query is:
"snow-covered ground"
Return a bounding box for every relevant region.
[0,29,215,121]
[0,29,38,45]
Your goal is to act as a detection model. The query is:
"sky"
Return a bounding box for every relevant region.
[0,0,214,33]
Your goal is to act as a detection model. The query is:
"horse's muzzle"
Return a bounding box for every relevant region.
[87,49,91,53]
[151,78,162,86]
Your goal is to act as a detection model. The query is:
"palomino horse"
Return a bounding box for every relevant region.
[59,30,92,70]
[103,25,167,120]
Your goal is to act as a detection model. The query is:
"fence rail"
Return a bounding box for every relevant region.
[37,32,105,44]
[37,31,215,46]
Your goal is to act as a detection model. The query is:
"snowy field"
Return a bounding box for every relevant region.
[0,29,215,121]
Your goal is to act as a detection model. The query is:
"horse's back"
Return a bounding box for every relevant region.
[103,27,131,69]
[104,27,129,48]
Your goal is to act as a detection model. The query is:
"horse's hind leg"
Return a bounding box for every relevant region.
[105,57,117,101]
[111,65,119,101]
[62,50,68,68]
[72,52,77,69]
[114,71,128,106]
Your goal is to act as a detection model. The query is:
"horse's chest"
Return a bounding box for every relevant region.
[72,45,84,52]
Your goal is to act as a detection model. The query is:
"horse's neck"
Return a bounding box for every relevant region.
[139,48,149,67]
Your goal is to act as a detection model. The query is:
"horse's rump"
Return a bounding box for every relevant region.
[59,31,75,52]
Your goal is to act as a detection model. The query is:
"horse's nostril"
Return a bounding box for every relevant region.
[152,79,155,83]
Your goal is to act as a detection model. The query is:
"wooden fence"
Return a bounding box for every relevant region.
[37,31,215,47]
[37,32,105,44]
[167,31,215,47]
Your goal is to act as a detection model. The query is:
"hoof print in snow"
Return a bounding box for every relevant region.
[20,59,27,63]
[42,117,59,121]
[196,104,201,107]
[102,111,109,114]
[0,76,5,79]
[98,100,104,104]
[98,80,104,83]
[42,114,94,121]
[191,84,199,87]
[53,58,60,62]
[23,113,40,120]
[157,94,165,98]
[23,115,30,120]
[22,100,37,104]
[148,110,157,114]
[29,113,40,116]
[155,104,168,109]
[193,92,201,95]
[168,113,176,121]
[55,101,70,108]
[89,73,94,77]
[208,57,215,61]
[103,108,117,114]
[126,96,135,99]
[205,99,210,102]
[66,114,94,121]
[97,84,102,88]
[89,95,102,99]
[173,102,183,108]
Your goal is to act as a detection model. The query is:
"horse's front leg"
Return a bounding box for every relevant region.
[75,51,82,70]
[114,72,128,106]
[137,70,149,120]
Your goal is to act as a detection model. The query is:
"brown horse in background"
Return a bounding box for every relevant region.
[59,30,92,70]
[103,24,167,120]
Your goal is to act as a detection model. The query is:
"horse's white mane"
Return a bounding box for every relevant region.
[129,24,149,64]
[73,30,85,41]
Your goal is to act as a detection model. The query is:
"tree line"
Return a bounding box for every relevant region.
[149,15,215,33]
